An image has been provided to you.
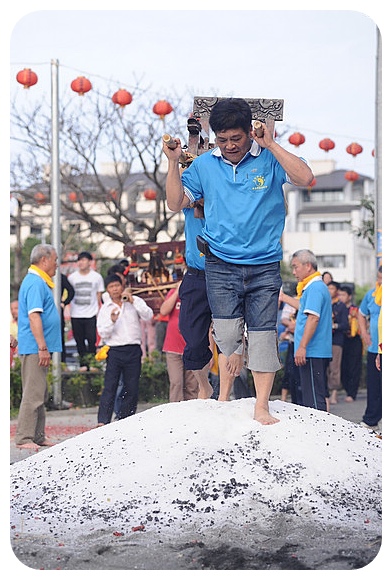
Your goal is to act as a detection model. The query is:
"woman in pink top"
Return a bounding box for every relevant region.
[160,283,198,402]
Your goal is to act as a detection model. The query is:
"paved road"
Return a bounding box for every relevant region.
[10,390,376,465]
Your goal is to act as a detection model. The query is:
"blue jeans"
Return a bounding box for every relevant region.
[205,256,282,372]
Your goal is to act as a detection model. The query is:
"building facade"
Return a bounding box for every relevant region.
[282,160,376,287]
[10,160,376,287]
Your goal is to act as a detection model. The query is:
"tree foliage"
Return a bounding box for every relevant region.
[352,197,375,249]
[10,84,192,248]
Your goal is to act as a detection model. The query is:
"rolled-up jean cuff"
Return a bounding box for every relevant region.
[247,330,282,372]
[212,317,244,358]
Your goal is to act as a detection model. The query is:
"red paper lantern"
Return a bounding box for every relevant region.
[34,192,46,204]
[153,100,173,119]
[346,142,363,157]
[68,191,78,203]
[288,132,305,147]
[319,138,335,153]
[143,189,157,200]
[345,171,359,182]
[372,149,375,157]
[70,76,92,96]
[16,68,38,89]
[112,89,133,108]
[106,189,118,201]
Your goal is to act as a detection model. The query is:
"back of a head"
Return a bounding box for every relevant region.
[209,98,252,134]
[108,264,125,276]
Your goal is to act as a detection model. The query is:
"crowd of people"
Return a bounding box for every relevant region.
[11,97,382,451]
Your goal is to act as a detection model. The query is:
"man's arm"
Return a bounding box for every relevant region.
[251,123,314,187]
[357,310,371,347]
[163,138,190,211]
[279,289,299,311]
[29,311,51,367]
[294,313,319,366]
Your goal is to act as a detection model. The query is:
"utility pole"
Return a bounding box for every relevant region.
[50,58,62,406]
[375,28,382,267]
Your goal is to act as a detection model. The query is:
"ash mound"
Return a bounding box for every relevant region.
[10,399,381,540]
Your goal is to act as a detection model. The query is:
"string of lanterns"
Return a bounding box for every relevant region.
[15,67,173,119]
[16,67,374,190]
[16,67,169,204]
[288,130,374,183]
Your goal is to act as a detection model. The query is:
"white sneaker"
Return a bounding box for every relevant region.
[360,421,379,430]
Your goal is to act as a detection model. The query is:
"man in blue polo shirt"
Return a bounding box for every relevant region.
[15,244,62,450]
[280,249,332,411]
[164,98,313,425]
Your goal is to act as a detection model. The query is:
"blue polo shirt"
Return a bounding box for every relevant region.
[182,207,206,270]
[182,141,287,264]
[359,288,381,353]
[18,271,62,354]
[294,278,332,358]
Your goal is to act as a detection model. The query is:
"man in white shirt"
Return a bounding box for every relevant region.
[68,251,105,370]
[96,274,153,425]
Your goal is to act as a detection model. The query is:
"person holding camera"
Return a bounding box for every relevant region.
[163,97,313,425]
[96,274,153,425]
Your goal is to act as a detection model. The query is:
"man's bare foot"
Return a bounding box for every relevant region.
[39,439,56,447]
[198,384,213,400]
[16,442,40,451]
[345,396,354,403]
[254,407,280,425]
[226,353,243,377]
[95,423,105,428]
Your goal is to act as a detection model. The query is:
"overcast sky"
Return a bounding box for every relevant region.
[6,4,387,179]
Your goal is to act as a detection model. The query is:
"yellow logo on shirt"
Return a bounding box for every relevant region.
[252,175,266,190]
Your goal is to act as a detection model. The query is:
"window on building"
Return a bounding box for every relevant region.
[304,190,345,203]
[30,226,43,237]
[320,222,350,231]
[316,255,346,269]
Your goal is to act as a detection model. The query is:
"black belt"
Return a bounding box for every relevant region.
[187,267,205,277]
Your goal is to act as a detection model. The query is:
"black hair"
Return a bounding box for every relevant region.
[104,274,123,287]
[339,284,353,295]
[209,98,252,134]
[108,264,126,276]
[327,281,340,290]
[78,251,93,261]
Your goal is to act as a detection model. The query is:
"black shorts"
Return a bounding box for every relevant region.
[179,269,213,370]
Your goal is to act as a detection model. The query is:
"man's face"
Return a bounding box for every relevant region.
[41,251,58,277]
[328,284,338,299]
[106,281,123,300]
[78,257,91,273]
[215,128,252,164]
[338,290,350,305]
[291,258,311,282]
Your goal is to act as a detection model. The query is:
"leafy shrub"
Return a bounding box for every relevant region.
[139,351,169,402]
[10,351,170,412]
